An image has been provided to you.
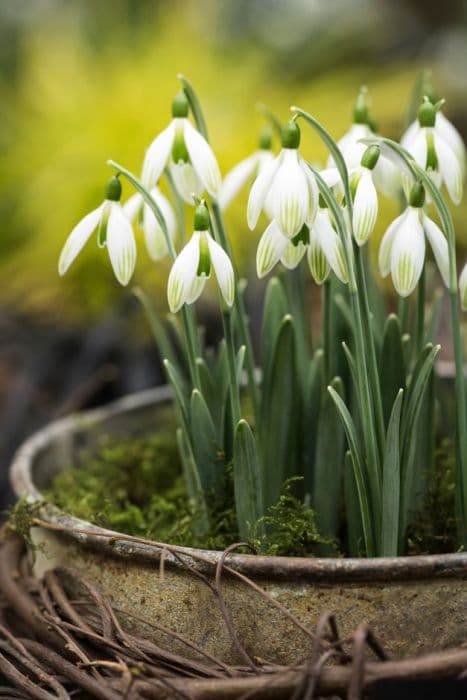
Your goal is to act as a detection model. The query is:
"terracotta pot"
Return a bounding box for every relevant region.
[10,384,467,664]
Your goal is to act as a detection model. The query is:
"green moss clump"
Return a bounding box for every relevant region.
[406,439,458,554]
[250,479,336,557]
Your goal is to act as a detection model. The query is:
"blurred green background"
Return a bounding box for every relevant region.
[1,0,467,320]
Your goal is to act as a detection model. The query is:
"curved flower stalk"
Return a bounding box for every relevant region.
[401,98,465,205]
[142,92,221,203]
[379,182,449,297]
[124,187,176,261]
[460,263,467,311]
[247,120,319,239]
[59,176,136,286]
[218,128,275,210]
[256,206,348,285]
[168,203,234,313]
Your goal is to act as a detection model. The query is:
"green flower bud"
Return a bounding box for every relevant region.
[409,181,425,208]
[259,127,272,150]
[194,202,210,231]
[281,120,300,149]
[172,91,189,118]
[105,176,122,202]
[354,86,370,125]
[418,98,436,128]
[361,144,380,170]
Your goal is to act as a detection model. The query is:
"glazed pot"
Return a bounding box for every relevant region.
[10,383,467,664]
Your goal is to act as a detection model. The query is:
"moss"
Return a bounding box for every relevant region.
[7,499,44,550]
[250,478,337,557]
[406,438,459,554]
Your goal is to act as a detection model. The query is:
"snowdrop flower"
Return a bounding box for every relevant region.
[219,128,274,210]
[401,98,464,205]
[460,264,467,311]
[59,176,136,286]
[168,203,234,313]
[350,145,380,246]
[247,120,319,239]
[142,92,221,204]
[256,204,348,285]
[379,182,449,297]
[123,187,176,261]
[328,88,400,199]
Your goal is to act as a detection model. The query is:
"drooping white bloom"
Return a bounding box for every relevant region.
[123,188,176,261]
[142,92,221,204]
[59,177,136,286]
[167,204,234,313]
[327,89,401,200]
[256,208,348,285]
[247,120,318,239]
[219,149,274,211]
[378,185,449,297]
[401,99,465,205]
[460,264,467,311]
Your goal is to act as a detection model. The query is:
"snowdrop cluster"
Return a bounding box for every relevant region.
[59,85,466,313]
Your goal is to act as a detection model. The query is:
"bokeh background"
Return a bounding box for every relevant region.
[1,0,467,508]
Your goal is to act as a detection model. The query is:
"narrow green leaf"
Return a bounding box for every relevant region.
[190,389,225,498]
[260,276,288,383]
[233,419,264,540]
[313,377,345,542]
[328,386,375,556]
[425,288,444,344]
[176,428,210,535]
[302,349,324,496]
[342,342,358,395]
[260,315,297,508]
[380,314,406,427]
[381,390,403,556]
[344,450,365,556]
[399,344,440,541]
[178,74,209,140]
[163,359,189,430]
[236,345,246,385]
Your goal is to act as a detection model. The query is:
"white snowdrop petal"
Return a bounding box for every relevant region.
[352,169,378,246]
[372,155,401,199]
[281,241,307,269]
[378,210,408,278]
[142,122,175,188]
[436,112,466,172]
[408,128,428,169]
[314,212,348,284]
[247,154,280,229]
[319,167,342,189]
[307,236,330,285]
[106,204,137,286]
[400,120,420,149]
[123,193,143,222]
[183,119,222,198]
[186,276,207,305]
[170,161,204,204]
[435,133,463,205]
[270,149,309,237]
[329,124,371,169]
[58,204,104,276]
[390,209,425,297]
[207,236,235,307]
[167,233,201,313]
[256,220,289,278]
[422,215,450,288]
[218,153,260,210]
[303,161,319,225]
[459,264,467,310]
[142,197,173,261]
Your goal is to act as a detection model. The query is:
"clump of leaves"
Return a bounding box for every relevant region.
[250,478,337,557]
[406,439,458,554]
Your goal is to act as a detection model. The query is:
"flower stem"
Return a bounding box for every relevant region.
[222,308,242,426]
[211,201,260,423]
[322,279,331,383]
[416,266,426,353]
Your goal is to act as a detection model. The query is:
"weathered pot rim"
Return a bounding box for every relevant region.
[10,382,467,583]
